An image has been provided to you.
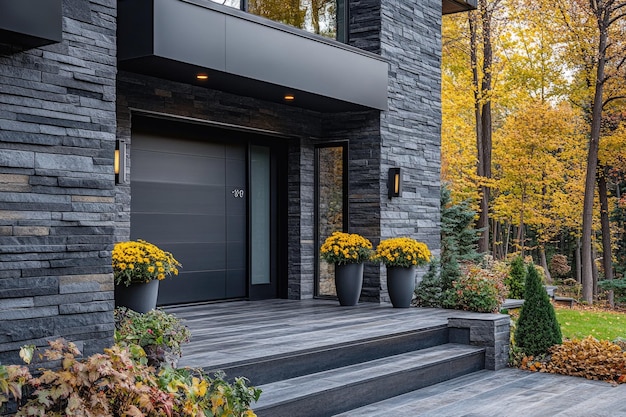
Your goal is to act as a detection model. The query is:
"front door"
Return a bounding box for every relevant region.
[130,117,280,304]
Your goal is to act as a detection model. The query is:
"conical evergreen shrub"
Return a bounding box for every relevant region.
[506,256,526,299]
[515,264,562,356]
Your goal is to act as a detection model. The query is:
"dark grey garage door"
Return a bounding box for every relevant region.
[130,129,247,305]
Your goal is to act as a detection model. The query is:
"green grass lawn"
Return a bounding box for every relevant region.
[555,307,626,341]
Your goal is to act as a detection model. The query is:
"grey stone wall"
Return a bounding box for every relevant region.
[0,0,117,364]
[346,0,443,302]
[322,111,382,301]
[378,0,443,301]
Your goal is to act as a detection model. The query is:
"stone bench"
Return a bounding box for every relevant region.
[553,296,576,308]
[501,299,524,310]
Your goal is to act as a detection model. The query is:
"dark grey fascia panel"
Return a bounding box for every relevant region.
[442,0,478,15]
[153,0,226,70]
[0,0,62,49]
[225,17,388,111]
[118,0,388,112]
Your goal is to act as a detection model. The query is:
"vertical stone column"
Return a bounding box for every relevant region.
[0,0,117,363]
[346,0,442,302]
[448,315,511,370]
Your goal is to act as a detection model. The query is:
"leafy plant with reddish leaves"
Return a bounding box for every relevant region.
[11,339,174,417]
[0,339,262,417]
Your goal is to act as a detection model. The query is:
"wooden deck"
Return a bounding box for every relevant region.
[165,299,626,417]
[167,299,474,370]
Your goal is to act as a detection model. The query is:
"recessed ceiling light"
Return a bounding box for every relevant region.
[196,74,209,80]
[284,94,295,101]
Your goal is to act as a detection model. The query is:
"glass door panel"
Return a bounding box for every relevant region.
[250,145,271,285]
[316,144,347,296]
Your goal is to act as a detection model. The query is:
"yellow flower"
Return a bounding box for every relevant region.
[112,239,182,287]
[374,237,431,267]
[320,232,373,265]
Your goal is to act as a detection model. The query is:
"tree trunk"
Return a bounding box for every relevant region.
[504,222,511,259]
[517,213,526,258]
[470,6,493,255]
[581,4,609,305]
[540,246,551,283]
[598,165,614,307]
[492,219,500,259]
[576,237,582,284]
[592,243,599,297]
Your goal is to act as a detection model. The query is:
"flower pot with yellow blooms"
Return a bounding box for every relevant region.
[320,232,373,306]
[374,237,431,308]
[112,240,182,313]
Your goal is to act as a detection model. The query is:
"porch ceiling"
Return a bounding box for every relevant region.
[443,0,478,15]
[118,0,389,112]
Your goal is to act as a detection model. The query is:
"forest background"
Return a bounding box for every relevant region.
[441,0,626,304]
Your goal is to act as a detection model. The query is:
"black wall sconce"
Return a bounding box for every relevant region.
[114,140,127,185]
[388,167,402,199]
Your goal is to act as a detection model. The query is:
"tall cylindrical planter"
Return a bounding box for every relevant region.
[114,279,159,313]
[334,263,364,306]
[387,265,416,308]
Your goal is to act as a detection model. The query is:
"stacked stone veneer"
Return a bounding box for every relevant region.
[448,314,511,371]
[350,0,443,302]
[0,0,117,364]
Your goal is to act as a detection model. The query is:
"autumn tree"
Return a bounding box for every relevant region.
[492,101,585,268]
[556,0,626,303]
[441,15,482,206]
[470,0,505,254]
[248,0,306,28]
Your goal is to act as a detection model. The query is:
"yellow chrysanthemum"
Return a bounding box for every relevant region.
[112,239,182,287]
[374,237,431,268]
[320,231,373,265]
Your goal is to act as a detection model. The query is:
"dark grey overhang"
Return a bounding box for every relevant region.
[0,0,62,49]
[443,0,478,15]
[118,0,388,112]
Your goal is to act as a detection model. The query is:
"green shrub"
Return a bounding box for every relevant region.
[515,264,562,357]
[447,263,507,313]
[114,307,191,369]
[599,278,626,304]
[505,256,526,299]
[414,261,445,307]
[415,185,481,308]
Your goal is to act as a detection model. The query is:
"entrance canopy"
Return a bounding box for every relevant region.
[443,0,478,15]
[117,0,388,112]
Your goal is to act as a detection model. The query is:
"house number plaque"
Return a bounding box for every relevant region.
[231,189,245,198]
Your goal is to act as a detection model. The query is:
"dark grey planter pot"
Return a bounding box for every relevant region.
[387,265,416,308]
[334,263,364,306]
[114,279,159,313]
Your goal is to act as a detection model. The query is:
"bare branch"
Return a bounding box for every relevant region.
[602,95,626,107]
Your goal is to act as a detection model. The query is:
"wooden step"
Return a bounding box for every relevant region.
[254,343,485,417]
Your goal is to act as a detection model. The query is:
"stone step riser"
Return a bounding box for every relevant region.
[255,348,485,417]
[214,325,449,385]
